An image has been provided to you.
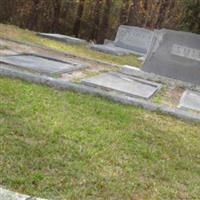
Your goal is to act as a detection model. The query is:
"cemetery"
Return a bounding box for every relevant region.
[0,1,200,199]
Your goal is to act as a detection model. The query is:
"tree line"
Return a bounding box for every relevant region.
[0,0,199,43]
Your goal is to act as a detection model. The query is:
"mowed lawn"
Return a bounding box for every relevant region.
[0,77,200,200]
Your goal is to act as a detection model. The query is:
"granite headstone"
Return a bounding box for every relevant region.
[90,25,154,56]
[142,29,200,85]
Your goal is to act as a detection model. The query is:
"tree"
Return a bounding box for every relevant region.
[119,0,130,25]
[51,0,62,32]
[90,0,103,41]
[98,0,112,43]
[127,0,140,26]
[28,0,40,30]
[155,0,171,29]
[73,0,85,37]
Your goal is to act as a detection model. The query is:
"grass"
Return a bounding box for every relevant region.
[0,24,141,67]
[1,77,200,200]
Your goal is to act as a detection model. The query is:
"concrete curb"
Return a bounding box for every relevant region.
[1,67,200,123]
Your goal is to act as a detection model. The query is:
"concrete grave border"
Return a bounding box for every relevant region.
[1,66,200,123]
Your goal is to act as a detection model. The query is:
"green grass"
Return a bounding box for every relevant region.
[1,77,200,200]
[0,24,141,67]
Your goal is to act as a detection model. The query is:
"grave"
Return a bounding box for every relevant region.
[37,33,87,45]
[82,72,162,99]
[90,25,154,56]
[0,54,85,75]
[179,90,200,112]
[142,29,200,85]
[90,43,133,56]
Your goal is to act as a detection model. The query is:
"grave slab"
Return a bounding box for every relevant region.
[142,29,200,85]
[37,33,87,45]
[90,43,134,56]
[179,90,200,112]
[0,54,85,75]
[82,72,162,99]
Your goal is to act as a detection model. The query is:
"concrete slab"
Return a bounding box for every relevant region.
[90,43,134,56]
[37,33,87,45]
[142,29,200,85]
[82,72,162,99]
[179,90,200,112]
[0,54,84,75]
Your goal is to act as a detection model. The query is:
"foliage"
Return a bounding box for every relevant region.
[179,0,200,33]
[0,0,199,43]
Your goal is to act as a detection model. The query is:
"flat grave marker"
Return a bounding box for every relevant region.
[38,33,87,45]
[82,72,162,99]
[0,54,85,75]
[179,90,200,112]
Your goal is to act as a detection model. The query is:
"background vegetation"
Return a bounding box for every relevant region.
[0,0,199,43]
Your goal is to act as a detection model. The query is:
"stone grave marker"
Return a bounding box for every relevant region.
[0,54,85,75]
[114,25,154,55]
[142,29,200,85]
[82,72,162,99]
[179,90,200,112]
[90,43,133,56]
[90,25,154,56]
[37,33,87,45]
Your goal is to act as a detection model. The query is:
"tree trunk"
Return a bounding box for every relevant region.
[90,0,103,41]
[73,0,85,37]
[97,0,112,43]
[127,0,140,26]
[119,0,130,25]
[155,0,170,29]
[28,0,40,30]
[51,0,61,32]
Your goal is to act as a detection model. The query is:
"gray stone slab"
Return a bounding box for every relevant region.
[90,43,134,56]
[142,29,200,85]
[37,33,87,45]
[179,90,200,112]
[0,54,84,75]
[0,188,46,200]
[114,25,154,55]
[82,72,162,99]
